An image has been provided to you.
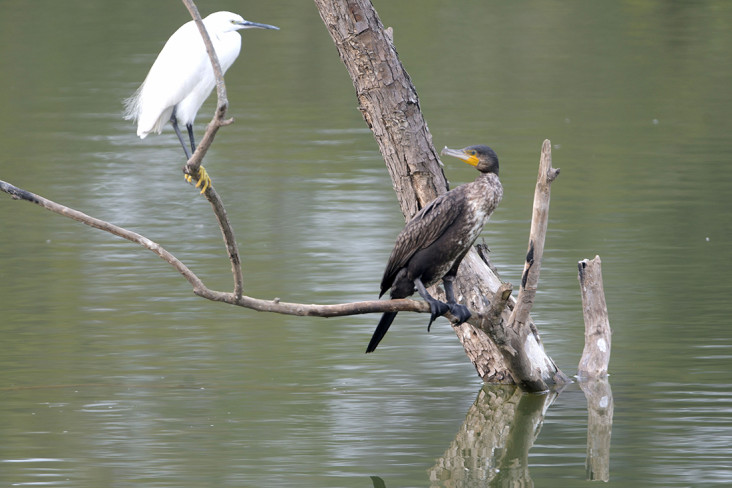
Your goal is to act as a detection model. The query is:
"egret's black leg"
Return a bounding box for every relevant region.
[186,123,196,155]
[414,277,449,331]
[170,114,210,193]
[443,275,471,324]
[170,114,192,160]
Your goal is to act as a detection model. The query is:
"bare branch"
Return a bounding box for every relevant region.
[178,0,244,298]
[197,290,430,317]
[476,283,514,337]
[509,139,560,325]
[204,187,244,298]
[478,140,568,391]
[0,179,429,319]
[0,180,205,293]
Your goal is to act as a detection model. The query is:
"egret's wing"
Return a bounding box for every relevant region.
[380,190,467,294]
[131,21,210,135]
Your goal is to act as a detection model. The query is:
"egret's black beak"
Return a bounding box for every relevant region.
[239,20,279,30]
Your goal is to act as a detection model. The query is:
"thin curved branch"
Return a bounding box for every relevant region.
[180,0,230,173]
[199,290,430,317]
[179,0,244,298]
[0,180,205,293]
[205,186,244,298]
[0,179,429,318]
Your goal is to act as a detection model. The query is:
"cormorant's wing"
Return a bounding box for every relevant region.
[380,189,468,295]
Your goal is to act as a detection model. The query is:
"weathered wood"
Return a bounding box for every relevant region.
[478,141,568,391]
[510,140,560,325]
[577,255,611,378]
[314,0,525,383]
[577,256,613,479]
[313,0,446,216]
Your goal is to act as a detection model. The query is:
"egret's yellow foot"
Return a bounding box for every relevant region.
[184,165,212,194]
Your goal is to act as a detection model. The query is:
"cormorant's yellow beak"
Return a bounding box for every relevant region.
[441,146,480,167]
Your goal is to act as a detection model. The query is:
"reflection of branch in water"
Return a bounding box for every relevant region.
[429,386,557,487]
[579,377,614,482]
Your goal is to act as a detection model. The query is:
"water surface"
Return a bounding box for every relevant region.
[2,1,732,486]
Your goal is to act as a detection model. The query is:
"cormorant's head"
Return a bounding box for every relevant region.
[440,145,499,176]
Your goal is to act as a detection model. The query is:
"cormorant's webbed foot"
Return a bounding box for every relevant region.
[426,298,450,331]
[443,275,471,325]
[447,303,471,325]
[414,277,450,331]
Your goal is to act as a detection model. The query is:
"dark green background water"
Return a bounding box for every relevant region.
[2,1,731,486]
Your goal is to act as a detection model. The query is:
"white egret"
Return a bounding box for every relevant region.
[124,11,278,192]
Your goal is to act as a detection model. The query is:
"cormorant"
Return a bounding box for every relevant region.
[365,145,503,353]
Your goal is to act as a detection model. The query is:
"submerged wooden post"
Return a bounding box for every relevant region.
[577,256,613,480]
[577,256,611,378]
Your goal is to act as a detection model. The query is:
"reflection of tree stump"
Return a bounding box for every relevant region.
[429,386,555,487]
[429,386,518,486]
[580,378,613,482]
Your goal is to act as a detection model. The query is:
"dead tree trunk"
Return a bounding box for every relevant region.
[313,0,568,390]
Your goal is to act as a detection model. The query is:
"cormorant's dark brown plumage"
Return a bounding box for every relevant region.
[366,145,503,353]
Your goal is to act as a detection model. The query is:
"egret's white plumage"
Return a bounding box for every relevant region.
[124,11,278,146]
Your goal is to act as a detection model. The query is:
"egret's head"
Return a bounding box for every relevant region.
[205,11,279,33]
[441,145,499,175]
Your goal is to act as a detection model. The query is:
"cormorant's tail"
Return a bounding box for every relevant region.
[366,312,398,353]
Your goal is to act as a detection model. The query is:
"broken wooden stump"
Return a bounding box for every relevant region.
[577,255,611,378]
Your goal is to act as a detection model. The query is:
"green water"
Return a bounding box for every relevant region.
[2,1,732,486]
